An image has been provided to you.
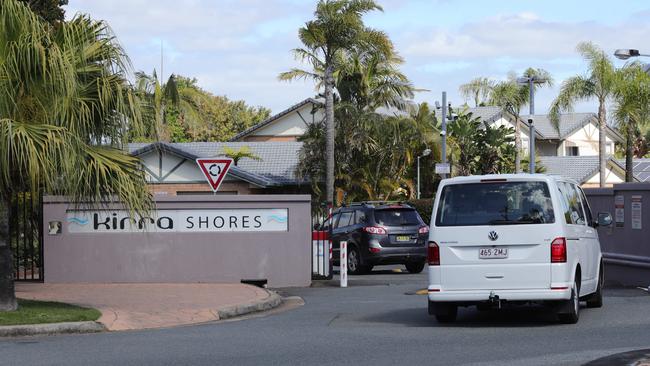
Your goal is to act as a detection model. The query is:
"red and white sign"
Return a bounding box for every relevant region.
[196,158,233,192]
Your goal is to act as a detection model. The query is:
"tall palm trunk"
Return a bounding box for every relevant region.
[598,100,607,187]
[0,199,17,311]
[324,64,335,207]
[514,120,521,173]
[625,121,634,182]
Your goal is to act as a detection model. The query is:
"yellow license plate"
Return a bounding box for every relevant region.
[396,235,410,242]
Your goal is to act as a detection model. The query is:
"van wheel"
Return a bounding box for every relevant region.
[586,263,604,308]
[433,303,458,323]
[405,261,425,273]
[558,279,580,324]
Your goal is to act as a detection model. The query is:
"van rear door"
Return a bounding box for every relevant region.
[434,180,555,291]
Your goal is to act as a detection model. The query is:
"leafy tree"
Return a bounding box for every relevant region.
[459,77,494,107]
[0,0,152,310]
[280,0,389,208]
[550,42,618,187]
[613,63,650,181]
[18,0,67,25]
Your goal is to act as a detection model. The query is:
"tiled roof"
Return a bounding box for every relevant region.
[539,156,633,184]
[521,113,594,140]
[128,141,304,186]
[433,106,504,124]
[229,98,323,141]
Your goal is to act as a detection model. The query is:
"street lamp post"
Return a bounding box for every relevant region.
[517,76,547,174]
[615,49,650,74]
[417,148,432,199]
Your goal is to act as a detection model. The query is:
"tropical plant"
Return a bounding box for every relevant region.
[222,146,262,166]
[279,0,390,208]
[0,0,152,310]
[549,42,618,187]
[459,77,494,107]
[612,63,650,181]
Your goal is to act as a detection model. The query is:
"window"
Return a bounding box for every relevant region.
[374,209,421,226]
[566,146,579,156]
[558,182,586,225]
[335,211,353,229]
[435,182,555,226]
[577,186,594,226]
[354,210,368,225]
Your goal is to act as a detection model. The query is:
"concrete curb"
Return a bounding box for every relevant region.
[0,321,106,337]
[217,290,282,320]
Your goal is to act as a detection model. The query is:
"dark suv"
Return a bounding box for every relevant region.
[323,202,429,275]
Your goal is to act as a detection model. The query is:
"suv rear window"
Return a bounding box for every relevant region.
[435,181,555,226]
[374,209,421,226]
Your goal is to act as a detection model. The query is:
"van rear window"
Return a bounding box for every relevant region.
[435,182,555,226]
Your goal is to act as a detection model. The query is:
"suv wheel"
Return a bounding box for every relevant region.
[558,278,580,324]
[405,261,425,274]
[347,246,363,275]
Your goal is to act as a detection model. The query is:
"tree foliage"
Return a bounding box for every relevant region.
[132,73,270,142]
[0,0,153,310]
[18,0,67,25]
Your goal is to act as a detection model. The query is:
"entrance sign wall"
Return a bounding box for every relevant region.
[43,195,311,287]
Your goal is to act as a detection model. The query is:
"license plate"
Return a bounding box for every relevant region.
[396,235,411,242]
[479,247,508,259]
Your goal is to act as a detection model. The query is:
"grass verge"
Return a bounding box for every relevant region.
[0,299,101,326]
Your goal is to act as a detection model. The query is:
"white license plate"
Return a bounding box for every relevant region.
[479,247,508,259]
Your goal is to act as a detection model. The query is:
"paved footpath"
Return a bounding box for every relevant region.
[16,283,278,331]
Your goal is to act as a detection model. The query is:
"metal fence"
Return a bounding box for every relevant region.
[9,192,43,281]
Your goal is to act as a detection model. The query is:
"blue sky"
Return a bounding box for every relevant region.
[66,0,650,114]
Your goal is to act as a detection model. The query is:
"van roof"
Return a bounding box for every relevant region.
[440,173,579,186]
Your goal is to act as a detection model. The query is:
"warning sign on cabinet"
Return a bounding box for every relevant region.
[615,195,624,227]
[631,195,642,230]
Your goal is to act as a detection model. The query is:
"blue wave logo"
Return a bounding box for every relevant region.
[67,217,89,225]
[267,215,287,224]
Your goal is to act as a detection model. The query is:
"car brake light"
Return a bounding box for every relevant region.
[428,241,440,265]
[551,237,567,263]
[418,226,429,234]
[363,226,387,235]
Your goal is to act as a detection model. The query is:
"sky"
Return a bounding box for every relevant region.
[65,0,650,115]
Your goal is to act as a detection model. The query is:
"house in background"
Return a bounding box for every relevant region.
[230,98,323,142]
[128,141,307,195]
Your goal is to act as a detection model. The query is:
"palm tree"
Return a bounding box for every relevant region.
[613,63,650,181]
[0,0,152,310]
[279,0,389,208]
[222,146,262,166]
[489,81,527,172]
[550,42,618,187]
[490,68,553,173]
[459,77,494,107]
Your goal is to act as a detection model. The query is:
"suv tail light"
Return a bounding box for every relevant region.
[363,226,387,235]
[551,237,567,263]
[418,226,429,234]
[427,241,440,265]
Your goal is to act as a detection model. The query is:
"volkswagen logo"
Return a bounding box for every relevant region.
[488,231,498,241]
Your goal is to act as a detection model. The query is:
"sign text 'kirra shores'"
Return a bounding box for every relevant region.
[65,209,288,233]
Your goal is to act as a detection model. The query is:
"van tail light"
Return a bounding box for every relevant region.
[418,226,429,234]
[363,226,387,235]
[428,241,440,265]
[551,237,567,263]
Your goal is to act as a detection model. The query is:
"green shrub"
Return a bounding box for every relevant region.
[407,198,434,225]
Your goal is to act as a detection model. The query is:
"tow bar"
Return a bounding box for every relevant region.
[489,291,501,309]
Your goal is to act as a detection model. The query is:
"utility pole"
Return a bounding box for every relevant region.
[528,78,535,174]
[441,92,448,179]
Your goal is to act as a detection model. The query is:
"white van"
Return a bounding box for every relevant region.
[427,174,612,324]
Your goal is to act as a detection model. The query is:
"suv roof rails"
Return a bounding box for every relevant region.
[346,201,408,207]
